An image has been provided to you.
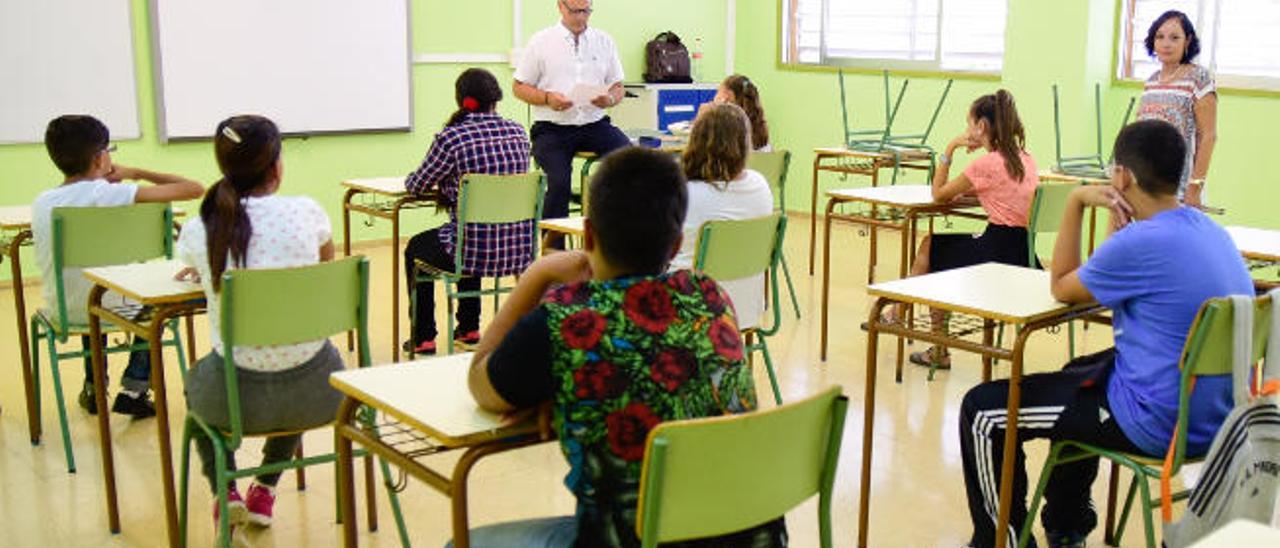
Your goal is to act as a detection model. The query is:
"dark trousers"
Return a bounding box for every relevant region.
[958,348,1144,548]
[530,117,631,219]
[404,228,480,344]
[80,335,151,393]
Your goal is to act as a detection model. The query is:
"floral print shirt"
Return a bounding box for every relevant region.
[486,270,786,547]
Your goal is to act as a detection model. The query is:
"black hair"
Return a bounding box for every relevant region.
[1144,10,1201,64]
[445,68,503,128]
[1112,119,1186,197]
[201,115,282,291]
[44,115,109,177]
[587,147,688,274]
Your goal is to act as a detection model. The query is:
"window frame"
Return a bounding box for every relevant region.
[779,0,1006,77]
[1113,0,1280,93]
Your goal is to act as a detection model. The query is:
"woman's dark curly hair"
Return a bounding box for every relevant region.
[1144,10,1200,64]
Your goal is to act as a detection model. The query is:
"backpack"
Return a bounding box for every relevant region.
[1162,290,1280,546]
[643,32,692,84]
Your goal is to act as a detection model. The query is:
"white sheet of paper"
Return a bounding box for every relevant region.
[568,83,608,106]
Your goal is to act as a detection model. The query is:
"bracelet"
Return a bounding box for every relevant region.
[938,152,951,165]
[1190,178,1206,187]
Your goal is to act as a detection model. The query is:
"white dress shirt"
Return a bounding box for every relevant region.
[514,23,624,126]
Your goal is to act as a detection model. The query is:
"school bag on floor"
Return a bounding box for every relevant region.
[643,31,692,83]
[1161,290,1280,547]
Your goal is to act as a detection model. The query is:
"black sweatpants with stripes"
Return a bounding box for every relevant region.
[958,348,1148,548]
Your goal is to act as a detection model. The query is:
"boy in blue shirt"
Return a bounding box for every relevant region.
[958,120,1253,548]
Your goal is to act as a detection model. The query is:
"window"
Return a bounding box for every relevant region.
[1118,0,1280,90]
[783,0,1008,73]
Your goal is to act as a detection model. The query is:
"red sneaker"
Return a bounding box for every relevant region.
[212,485,247,532]
[402,339,438,356]
[245,483,276,527]
[454,330,481,345]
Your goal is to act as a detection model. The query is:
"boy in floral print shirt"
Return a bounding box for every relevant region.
[467,147,787,548]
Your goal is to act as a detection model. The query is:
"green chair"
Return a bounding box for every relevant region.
[30,203,188,473]
[693,213,787,405]
[746,150,801,319]
[409,173,546,356]
[177,257,408,547]
[1018,295,1273,548]
[1052,83,1135,179]
[635,385,848,547]
[839,69,952,185]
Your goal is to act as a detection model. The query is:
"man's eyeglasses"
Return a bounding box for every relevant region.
[560,1,592,15]
[101,143,117,154]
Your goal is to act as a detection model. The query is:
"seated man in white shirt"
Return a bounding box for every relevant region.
[512,0,630,233]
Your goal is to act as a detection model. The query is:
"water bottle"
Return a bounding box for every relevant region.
[691,37,704,82]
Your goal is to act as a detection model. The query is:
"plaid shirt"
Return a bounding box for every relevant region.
[405,113,533,277]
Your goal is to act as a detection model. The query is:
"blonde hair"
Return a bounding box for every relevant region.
[681,103,751,188]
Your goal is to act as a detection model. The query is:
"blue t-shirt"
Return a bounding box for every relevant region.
[1078,207,1253,456]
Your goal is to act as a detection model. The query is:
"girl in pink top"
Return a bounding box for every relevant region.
[900,90,1040,368]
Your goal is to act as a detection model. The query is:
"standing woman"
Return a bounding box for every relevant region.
[402,68,531,355]
[712,74,771,152]
[1135,10,1217,207]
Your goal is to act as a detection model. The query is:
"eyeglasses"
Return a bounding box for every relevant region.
[560,1,592,15]
[1105,162,1128,178]
[101,143,117,154]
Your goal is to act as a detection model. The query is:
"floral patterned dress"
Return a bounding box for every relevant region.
[486,270,786,547]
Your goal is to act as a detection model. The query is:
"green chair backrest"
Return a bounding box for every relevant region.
[454,172,546,273]
[219,256,370,446]
[693,213,784,282]
[747,150,791,212]
[1169,295,1273,468]
[1025,183,1079,267]
[50,203,174,332]
[635,385,848,547]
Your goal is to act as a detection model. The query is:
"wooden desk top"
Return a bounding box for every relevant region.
[1226,225,1280,262]
[814,146,932,161]
[827,185,940,207]
[342,177,411,196]
[82,260,204,305]
[868,262,1097,324]
[538,216,585,237]
[1189,519,1280,546]
[1038,169,1109,185]
[0,205,185,230]
[329,353,540,447]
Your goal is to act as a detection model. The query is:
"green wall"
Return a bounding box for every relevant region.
[0,0,729,281]
[3,0,1274,281]
[737,0,1278,231]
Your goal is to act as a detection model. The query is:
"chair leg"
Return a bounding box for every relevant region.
[406,274,418,360]
[1067,321,1076,359]
[1136,472,1158,548]
[29,318,43,446]
[1019,443,1065,548]
[1104,461,1119,545]
[756,337,783,405]
[378,457,411,547]
[179,420,195,548]
[211,435,233,548]
[1113,473,1142,547]
[294,440,306,490]
[46,332,76,473]
[779,254,801,319]
[445,283,456,356]
[166,319,189,379]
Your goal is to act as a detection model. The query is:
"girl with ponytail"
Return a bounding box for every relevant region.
[402,68,531,355]
[176,115,343,532]
[896,89,1041,369]
[712,74,771,151]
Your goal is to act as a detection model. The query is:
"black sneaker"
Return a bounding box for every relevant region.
[78,383,98,415]
[111,392,156,419]
[1045,530,1087,548]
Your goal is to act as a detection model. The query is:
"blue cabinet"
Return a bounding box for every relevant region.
[611,83,718,132]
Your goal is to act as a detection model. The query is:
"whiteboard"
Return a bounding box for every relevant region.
[151,0,412,140]
[0,0,141,144]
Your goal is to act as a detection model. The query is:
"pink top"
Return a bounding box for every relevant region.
[963,150,1039,227]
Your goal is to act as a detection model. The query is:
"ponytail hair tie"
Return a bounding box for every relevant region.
[221,126,242,144]
[461,97,480,112]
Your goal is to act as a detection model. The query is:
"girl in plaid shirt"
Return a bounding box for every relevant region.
[402,68,532,355]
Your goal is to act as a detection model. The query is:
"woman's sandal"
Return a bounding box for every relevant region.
[909,346,951,370]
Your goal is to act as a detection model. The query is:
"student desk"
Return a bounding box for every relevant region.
[538,216,585,254]
[806,147,935,275]
[1,205,38,441]
[331,353,550,548]
[2,206,190,444]
[1226,225,1280,289]
[83,260,205,548]
[819,185,984,360]
[857,262,1104,548]
[340,177,438,362]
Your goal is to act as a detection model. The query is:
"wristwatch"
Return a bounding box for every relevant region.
[1190,178,1206,187]
[938,152,951,166]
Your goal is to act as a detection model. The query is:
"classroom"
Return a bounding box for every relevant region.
[1,0,1278,546]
